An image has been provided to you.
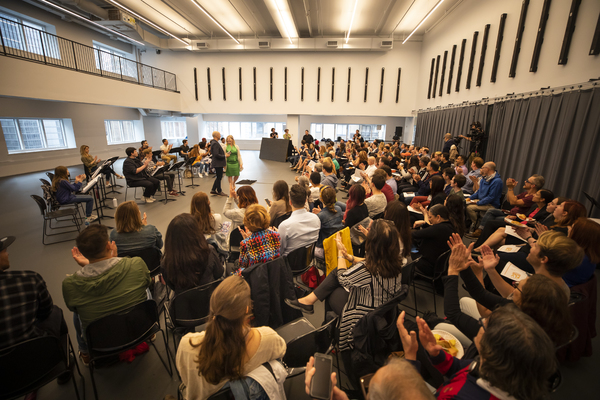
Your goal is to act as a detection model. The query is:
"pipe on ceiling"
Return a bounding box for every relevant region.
[58,0,109,20]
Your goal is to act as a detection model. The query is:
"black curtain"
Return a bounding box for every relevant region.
[486,87,600,217]
[415,104,488,154]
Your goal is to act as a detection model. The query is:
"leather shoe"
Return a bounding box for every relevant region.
[284,298,314,314]
[466,229,482,238]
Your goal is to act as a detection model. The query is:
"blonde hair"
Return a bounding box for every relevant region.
[115,201,143,233]
[536,231,583,277]
[244,204,270,232]
[79,145,89,156]
[226,135,236,146]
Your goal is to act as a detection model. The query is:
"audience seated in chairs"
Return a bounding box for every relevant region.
[562,218,600,287]
[312,186,344,258]
[64,225,151,365]
[179,139,190,159]
[238,204,281,270]
[123,147,160,203]
[277,184,321,256]
[382,200,412,262]
[161,213,223,296]
[176,276,287,400]
[461,157,483,195]
[109,201,163,254]
[411,205,457,277]
[363,173,388,218]
[287,220,405,355]
[465,162,503,235]
[80,144,123,185]
[223,185,259,233]
[268,180,292,222]
[343,184,369,229]
[142,149,179,197]
[52,166,96,224]
[190,191,223,239]
[160,139,177,165]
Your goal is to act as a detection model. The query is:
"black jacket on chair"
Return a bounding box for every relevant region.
[242,257,302,329]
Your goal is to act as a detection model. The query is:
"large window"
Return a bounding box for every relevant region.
[204,122,285,140]
[0,12,60,59]
[1,118,69,153]
[161,119,187,146]
[309,123,386,141]
[104,120,138,145]
[93,41,137,79]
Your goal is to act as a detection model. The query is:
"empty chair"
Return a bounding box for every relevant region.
[413,250,451,315]
[31,194,81,245]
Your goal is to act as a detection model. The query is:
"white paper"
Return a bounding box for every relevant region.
[81,176,99,193]
[504,226,527,242]
[151,165,164,176]
[404,192,415,198]
[352,176,361,182]
[91,160,110,179]
[497,245,521,253]
[308,160,316,170]
[407,205,423,214]
[501,262,530,282]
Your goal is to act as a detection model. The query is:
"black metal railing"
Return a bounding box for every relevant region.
[0,16,177,92]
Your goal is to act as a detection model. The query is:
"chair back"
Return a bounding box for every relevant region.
[272,211,292,228]
[39,178,51,186]
[46,172,55,181]
[31,194,48,216]
[118,247,162,276]
[286,242,316,276]
[206,387,235,400]
[583,191,599,217]
[86,300,158,354]
[0,336,66,399]
[83,164,92,181]
[170,279,223,329]
[401,256,422,286]
[371,211,385,220]
[432,249,451,280]
[228,225,245,253]
[281,317,338,368]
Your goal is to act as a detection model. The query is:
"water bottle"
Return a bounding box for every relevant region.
[113,198,118,208]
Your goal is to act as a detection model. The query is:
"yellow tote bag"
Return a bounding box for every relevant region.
[323,227,353,276]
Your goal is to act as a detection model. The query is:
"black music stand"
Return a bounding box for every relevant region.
[184,157,199,188]
[169,161,186,195]
[81,176,113,227]
[105,156,122,194]
[152,149,163,163]
[97,157,119,212]
[152,166,176,205]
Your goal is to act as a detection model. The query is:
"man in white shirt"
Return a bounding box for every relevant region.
[160,139,176,165]
[277,184,321,256]
[364,157,378,178]
[363,173,387,217]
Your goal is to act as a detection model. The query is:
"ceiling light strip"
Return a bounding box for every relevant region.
[38,0,144,46]
[345,0,359,44]
[402,0,445,44]
[275,0,293,44]
[107,0,187,45]
[190,0,240,44]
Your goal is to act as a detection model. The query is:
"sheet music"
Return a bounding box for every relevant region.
[91,160,109,179]
[82,176,99,193]
[151,165,164,176]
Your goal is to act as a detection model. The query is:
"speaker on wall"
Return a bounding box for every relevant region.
[364,67,369,102]
[379,67,385,103]
[477,24,490,87]
[396,68,402,103]
[253,67,257,101]
[440,51,447,97]
[491,14,507,82]
[222,67,226,101]
[317,67,321,102]
[270,67,273,101]
[510,0,530,78]
[447,45,456,94]
[530,0,551,72]
[558,0,582,65]
[456,39,467,92]
[301,67,304,101]
[466,31,478,89]
[347,67,351,102]
[194,67,198,101]
[427,58,435,99]
[332,67,335,102]
[238,67,242,101]
[207,67,211,101]
[284,67,287,101]
[433,55,440,98]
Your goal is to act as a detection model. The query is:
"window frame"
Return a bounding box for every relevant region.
[0,10,61,59]
[104,120,139,145]
[1,118,69,154]
[203,121,285,140]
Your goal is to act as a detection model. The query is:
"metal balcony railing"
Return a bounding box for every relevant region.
[0,16,177,92]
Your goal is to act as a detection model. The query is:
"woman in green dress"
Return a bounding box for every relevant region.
[225,135,243,194]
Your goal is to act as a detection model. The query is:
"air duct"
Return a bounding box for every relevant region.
[59,0,109,20]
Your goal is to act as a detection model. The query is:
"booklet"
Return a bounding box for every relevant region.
[504,226,527,242]
[497,244,522,253]
[501,262,530,282]
[407,205,423,214]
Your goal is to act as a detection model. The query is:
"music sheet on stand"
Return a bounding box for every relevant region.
[82,177,99,193]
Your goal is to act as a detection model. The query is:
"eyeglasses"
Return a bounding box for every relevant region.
[478,318,486,332]
[512,280,522,293]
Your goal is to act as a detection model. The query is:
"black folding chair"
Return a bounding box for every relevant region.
[0,335,85,400]
[285,242,316,292]
[228,224,245,262]
[163,278,223,352]
[118,247,163,277]
[413,250,451,315]
[85,300,173,400]
[399,256,422,317]
[31,194,81,245]
[272,211,292,228]
[583,191,600,217]
[275,316,338,368]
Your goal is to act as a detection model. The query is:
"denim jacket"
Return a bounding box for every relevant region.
[316,205,344,247]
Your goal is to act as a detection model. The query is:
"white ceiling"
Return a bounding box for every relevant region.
[80,0,463,43]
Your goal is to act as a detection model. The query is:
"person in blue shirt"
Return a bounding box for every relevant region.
[466,162,502,234]
[52,166,96,223]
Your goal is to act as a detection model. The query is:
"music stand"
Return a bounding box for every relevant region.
[81,176,113,227]
[184,157,199,188]
[151,166,176,204]
[106,156,123,192]
[169,161,186,195]
[152,149,163,163]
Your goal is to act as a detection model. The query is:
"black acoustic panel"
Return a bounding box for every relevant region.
[222,67,226,101]
[432,55,440,98]
[317,67,321,101]
[194,67,198,101]
[427,58,435,99]
[379,67,385,102]
[559,0,581,65]
[301,67,304,101]
[253,67,256,101]
[396,68,401,103]
[456,39,466,92]
[466,31,478,89]
[364,67,369,102]
[284,67,287,101]
[447,45,456,94]
[591,12,600,55]
[347,67,351,102]
[492,14,507,82]
[439,51,448,97]
[477,24,490,87]
[238,67,242,100]
[207,67,211,101]
[530,0,551,72]
[509,0,530,78]
[332,67,335,102]
[270,67,273,101]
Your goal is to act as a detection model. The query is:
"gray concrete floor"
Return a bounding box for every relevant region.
[1,150,598,399]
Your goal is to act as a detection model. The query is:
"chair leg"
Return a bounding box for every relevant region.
[150,329,174,377]
[89,362,100,400]
[68,337,86,400]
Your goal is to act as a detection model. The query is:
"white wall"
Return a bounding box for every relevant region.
[0,97,141,177]
[298,115,406,143]
[416,0,600,110]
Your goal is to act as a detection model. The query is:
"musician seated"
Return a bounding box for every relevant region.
[123,147,160,203]
[142,149,179,197]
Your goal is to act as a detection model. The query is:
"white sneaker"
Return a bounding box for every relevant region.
[144,197,156,203]
[198,172,203,178]
[106,181,112,187]
[86,215,98,222]
[204,172,209,177]
[116,174,125,179]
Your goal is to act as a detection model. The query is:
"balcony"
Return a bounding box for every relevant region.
[0,16,177,92]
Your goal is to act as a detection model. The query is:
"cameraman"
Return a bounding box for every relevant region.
[458,121,484,158]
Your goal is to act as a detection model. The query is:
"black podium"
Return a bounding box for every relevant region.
[259,138,291,162]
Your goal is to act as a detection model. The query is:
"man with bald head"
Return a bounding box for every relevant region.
[466,161,503,235]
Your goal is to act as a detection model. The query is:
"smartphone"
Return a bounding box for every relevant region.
[265,198,272,207]
[360,373,375,399]
[310,353,333,400]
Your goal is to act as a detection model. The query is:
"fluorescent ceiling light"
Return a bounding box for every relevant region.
[345,0,359,44]
[190,0,240,44]
[275,0,293,44]
[38,0,144,46]
[107,0,188,45]
[402,0,444,44]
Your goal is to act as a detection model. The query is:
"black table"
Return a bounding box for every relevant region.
[259,138,291,162]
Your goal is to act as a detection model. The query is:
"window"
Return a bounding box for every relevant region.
[204,122,285,140]
[309,123,386,141]
[93,42,137,79]
[104,120,137,144]
[1,118,69,153]
[0,12,60,59]
[161,119,187,146]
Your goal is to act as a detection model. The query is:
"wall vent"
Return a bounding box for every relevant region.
[196,42,209,49]
[380,40,393,48]
[327,40,338,48]
[258,41,271,48]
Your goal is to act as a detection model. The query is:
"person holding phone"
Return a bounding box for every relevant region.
[225,135,243,194]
